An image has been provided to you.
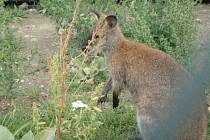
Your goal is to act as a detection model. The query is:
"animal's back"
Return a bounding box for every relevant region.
[107,39,208,140]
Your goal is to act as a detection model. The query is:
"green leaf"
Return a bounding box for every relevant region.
[35,127,55,140]
[0,125,14,140]
[21,131,34,140]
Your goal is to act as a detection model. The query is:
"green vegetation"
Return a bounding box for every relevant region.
[40,0,196,65]
[0,2,23,95]
[1,0,209,140]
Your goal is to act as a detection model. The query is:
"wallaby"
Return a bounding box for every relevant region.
[84,11,208,140]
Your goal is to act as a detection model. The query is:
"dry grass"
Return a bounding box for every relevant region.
[47,0,81,139]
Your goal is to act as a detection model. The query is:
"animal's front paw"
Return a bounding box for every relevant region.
[113,96,119,108]
[97,95,108,105]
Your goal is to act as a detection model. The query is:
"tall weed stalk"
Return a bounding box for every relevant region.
[49,0,81,139]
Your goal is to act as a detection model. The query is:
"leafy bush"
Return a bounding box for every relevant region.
[121,0,196,65]
[41,0,196,65]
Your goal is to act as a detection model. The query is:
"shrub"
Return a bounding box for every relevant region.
[41,0,196,65]
[111,0,196,65]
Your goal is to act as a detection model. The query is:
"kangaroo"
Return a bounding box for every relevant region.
[84,11,208,140]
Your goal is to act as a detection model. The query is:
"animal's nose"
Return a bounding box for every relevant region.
[82,45,88,53]
[82,40,93,53]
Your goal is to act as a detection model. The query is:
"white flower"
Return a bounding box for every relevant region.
[72,100,88,110]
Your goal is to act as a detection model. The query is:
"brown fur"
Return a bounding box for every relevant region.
[88,12,208,140]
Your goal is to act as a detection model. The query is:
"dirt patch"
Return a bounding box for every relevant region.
[0,9,59,116]
[12,9,59,94]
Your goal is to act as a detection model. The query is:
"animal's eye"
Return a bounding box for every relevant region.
[95,35,99,39]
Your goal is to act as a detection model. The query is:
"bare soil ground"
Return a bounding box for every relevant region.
[0,9,59,116]
[13,9,59,94]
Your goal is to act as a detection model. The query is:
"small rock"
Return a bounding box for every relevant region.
[26,25,36,29]
[58,28,65,35]
[40,85,44,88]
[24,35,30,38]
[31,38,38,42]
[19,2,28,10]
[196,18,202,23]
[11,25,16,29]
[30,25,36,28]
[40,92,48,97]
[28,9,37,13]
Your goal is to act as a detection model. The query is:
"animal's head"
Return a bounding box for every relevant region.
[82,11,118,55]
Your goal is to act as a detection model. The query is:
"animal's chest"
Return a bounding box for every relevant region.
[106,53,123,72]
[106,55,127,85]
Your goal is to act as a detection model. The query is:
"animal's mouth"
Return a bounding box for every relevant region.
[82,45,89,53]
[82,41,93,53]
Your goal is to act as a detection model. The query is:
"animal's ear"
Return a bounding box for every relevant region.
[105,15,117,28]
[90,9,100,19]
